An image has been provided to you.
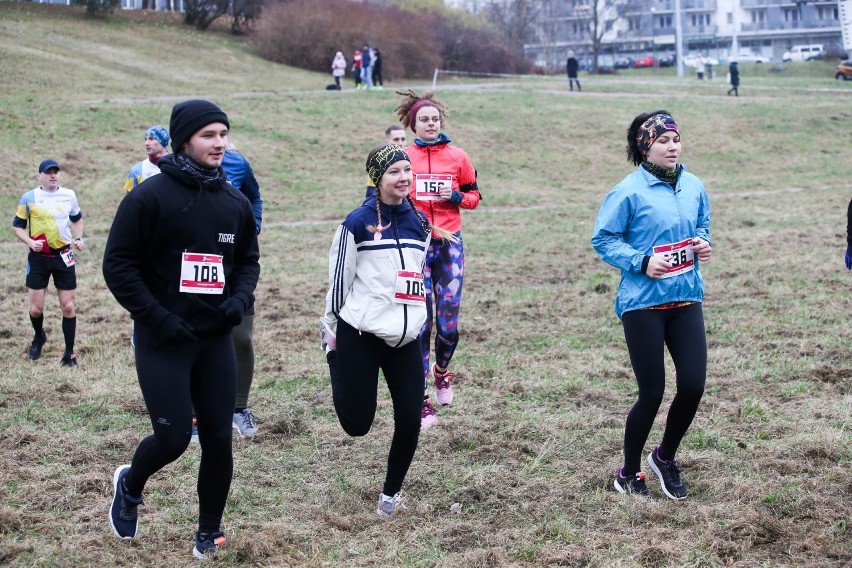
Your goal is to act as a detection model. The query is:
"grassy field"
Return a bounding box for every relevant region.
[1,4,850,567]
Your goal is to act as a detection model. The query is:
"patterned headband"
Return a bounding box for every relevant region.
[366,144,410,187]
[636,114,679,154]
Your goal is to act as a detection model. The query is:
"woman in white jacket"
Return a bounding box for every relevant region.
[331,51,347,90]
[321,144,433,517]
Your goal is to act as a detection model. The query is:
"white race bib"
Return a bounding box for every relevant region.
[393,270,426,305]
[415,174,452,202]
[60,248,76,268]
[179,252,225,294]
[653,238,695,279]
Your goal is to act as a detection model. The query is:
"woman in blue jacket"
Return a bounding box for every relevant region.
[592,110,712,501]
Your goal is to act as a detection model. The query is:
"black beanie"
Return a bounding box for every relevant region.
[169,99,230,153]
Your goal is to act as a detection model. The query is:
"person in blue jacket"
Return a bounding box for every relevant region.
[591,110,712,501]
[221,144,263,438]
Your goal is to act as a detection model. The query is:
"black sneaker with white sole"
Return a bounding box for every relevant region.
[193,530,226,560]
[28,331,47,360]
[613,467,651,498]
[647,447,688,500]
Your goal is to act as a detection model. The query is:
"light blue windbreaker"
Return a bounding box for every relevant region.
[591,165,711,319]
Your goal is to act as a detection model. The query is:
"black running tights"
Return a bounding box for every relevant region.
[328,319,423,496]
[124,321,236,534]
[621,303,706,475]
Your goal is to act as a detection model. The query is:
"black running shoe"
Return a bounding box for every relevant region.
[28,331,47,360]
[110,465,144,539]
[60,352,78,367]
[613,467,651,498]
[193,530,226,560]
[647,447,688,500]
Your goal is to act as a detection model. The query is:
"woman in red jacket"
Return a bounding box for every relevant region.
[395,90,481,429]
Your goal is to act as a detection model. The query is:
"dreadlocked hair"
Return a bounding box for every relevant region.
[394,89,449,132]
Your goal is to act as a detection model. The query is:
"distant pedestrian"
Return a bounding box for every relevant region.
[592,110,712,501]
[372,47,384,89]
[13,159,85,367]
[704,60,714,80]
[727,61,740,96]
[361,43,374,90]
[566,50,581,92]
[332,51,347,91]
[845,198,851,270]
[352,50,363,89]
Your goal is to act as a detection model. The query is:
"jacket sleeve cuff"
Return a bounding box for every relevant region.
[449,190,463,205]
[641,255,651,274]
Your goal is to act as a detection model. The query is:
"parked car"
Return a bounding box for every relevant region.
[633,55,655,68]
[782,44,824,62]
[614,57,634,69]
[836,60,852,81]
[658,53,676,67]
[731,52,769,64]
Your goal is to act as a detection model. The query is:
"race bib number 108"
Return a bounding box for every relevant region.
[179,252,225,294]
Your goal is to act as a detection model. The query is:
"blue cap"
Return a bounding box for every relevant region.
[145,125,170,147]
[38,159,60,173]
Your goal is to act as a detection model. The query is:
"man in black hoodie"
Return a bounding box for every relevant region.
[103,99,260,561]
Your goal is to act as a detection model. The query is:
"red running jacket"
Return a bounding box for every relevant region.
[406,138,480,234]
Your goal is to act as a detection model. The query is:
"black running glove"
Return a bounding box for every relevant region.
[218,296,246,326]
[156,314,197,344]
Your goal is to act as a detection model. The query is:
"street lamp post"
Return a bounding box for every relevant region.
[651,7,657,67]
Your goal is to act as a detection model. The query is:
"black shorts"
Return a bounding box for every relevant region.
[26,252,76,290]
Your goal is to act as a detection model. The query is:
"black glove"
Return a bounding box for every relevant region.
[155,314,197,344]
[218,296,246,326]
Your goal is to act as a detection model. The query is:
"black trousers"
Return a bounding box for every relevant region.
[124,321,236,534]
[621,303,707,475]
[328,319,423,496]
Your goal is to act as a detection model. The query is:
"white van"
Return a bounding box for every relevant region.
[782,44,825,62]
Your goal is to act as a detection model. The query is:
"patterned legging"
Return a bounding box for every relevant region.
[420,234,464,384]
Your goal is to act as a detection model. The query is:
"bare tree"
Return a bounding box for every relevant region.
[183,0,230,30]
[580,0,627,72]
[484,0,550,57]
[230,0,263,34]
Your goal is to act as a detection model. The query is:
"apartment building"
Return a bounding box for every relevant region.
[525,0,844,69]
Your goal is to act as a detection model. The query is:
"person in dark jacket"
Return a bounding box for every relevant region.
[846,198,851,270]
[221,144,263,438]
[372,47,384,89]
[727,61,740,96]
[103,99,260,561]
[566,50,581,92]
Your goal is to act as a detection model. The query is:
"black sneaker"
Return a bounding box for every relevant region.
[110,465,144,539]
[647,447,688,500]
[193,530,226,560]
[60,352,78,367]
[614,467,652,497]
[28,331,47,360]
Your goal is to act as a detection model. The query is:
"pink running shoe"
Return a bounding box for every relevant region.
[421,398,438,430]
[433,364,454,406]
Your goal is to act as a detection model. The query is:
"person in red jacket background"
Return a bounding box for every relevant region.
[395,90,481,430]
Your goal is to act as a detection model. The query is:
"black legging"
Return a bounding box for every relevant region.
[124,321,236,534]
[233,314,254,409]
[621,303,706,475]
[328,318,423,496]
